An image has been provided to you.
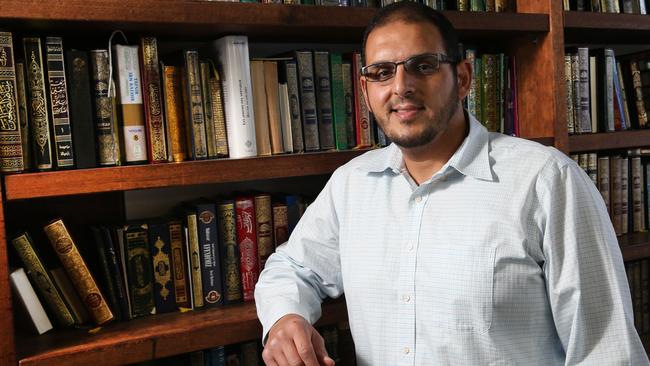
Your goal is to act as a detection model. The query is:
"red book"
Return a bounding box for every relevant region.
[352,52,372,148]
[140,37,168,163]
[235,196,260,301]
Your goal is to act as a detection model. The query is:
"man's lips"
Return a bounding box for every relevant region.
[391,104,424,121]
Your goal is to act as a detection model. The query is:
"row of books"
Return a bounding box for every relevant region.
[563,0,648,13]
[0,31,389,175]
[464,50,518,135]
[625,258,650,337]
[10,193,308,332]
[565,48,650,135]
[571,149,649,236]
[213,0,515,11]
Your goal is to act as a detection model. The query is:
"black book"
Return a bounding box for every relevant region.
[101,226,129,320]
[65,50,97,169]
[90,226,122,321]
[147,221,176,314]
[193,201,224,307]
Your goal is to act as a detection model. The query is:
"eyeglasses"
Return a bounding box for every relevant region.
[361,53,457,82]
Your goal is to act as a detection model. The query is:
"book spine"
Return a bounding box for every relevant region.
[123,224,155,317]
[218,201,243,304]
[162,65,187,162]
[214,35,256,159]
[481,54,498,132]
[186,211,204,308]
[617,61,632,130]
[283,61,304,152]
[114,44,148,163]
[0,33,24,173]
[632,156,645,232]
[610,156,622,235]
[11,233,75,327]
[272,203,289,247]
[209,64,229,157]
[15,62,32,170]
[329,53,348,150]
[65,50,97,169]
[250,60,272,156]
[91,226,122,321]
[90,50,120,166]
[341,62,356,148]
[458,0,469,10]
[296,51,320,151]
[100,226,129,319]
[621,156,629,234]
[200,61,218,158]
[598,156,611,214]
[10,268,53,335]
[140,37,168,163]
[195,203,224,307]
[278,83,293,153]
[255,194,274,271]
[148,222,176,314]
[23,37,53,170]
[182,50,208,160]
[169,220,191,308]
[570,54,580,132]
[235,196,260,301]
[45,37,74,168]
[604,49,615,132]
[587,152,598,185]
[466,49,479,120]
[43,220,114,325]
[49,267,90,324]
[630,60,648,128]
[352,53,371,147]
[313,51,335,150]
[264,61,285,155]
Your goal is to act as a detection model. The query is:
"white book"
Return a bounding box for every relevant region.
[278,83,293,153]
[10,268,53,335]
[212,35,257,159]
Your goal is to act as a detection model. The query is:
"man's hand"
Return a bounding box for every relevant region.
[262,314,336,366]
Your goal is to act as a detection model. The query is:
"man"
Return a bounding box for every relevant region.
[255,2,648,365]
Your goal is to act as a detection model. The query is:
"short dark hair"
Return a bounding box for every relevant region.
[361,2,461,67]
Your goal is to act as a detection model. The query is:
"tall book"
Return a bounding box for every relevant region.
[295,50,320,151]
[629,59,648,128]
[264,61,285,155]
[65,50,98,169]
[212,36,257,158]
[272,202,289,247]
[200,61,218,159]
[140,37,168,163]
[352,52,372,147]
[90,50,120,166]
[313,51,335,150]
[341,61,356,148]
[100,226,129,319]
[235,196,260,302]
[330,53,348,150]
[250,60,272,156]
[0,32,24,173]
[49,267,90,325]
[279,60,304,152]
[23,37,53,170]
[217,200,243,304]
[577,47,592,134]
[632,156,645,232]
[162,65,187,162]
[15,62,31,170]
[184,208,204,309]
[122,224,156,317]
[610,156,623,235]
[45,37,75,168]
[10,268,53,335]
[598,156,611,214]
[255,194,274,271]
[11,232,75,327]
[278,83,293,153]
[90,226,122,321]
[621,156,629,234]
[481,54,498,132]
[148,221,176,314]
[181,49,208,160]
[43,219,114,325]
[194,201,224,307]
[207,62,229,157]
[113,44,148,164]
[565,55,575,134]
[169,220,191,309]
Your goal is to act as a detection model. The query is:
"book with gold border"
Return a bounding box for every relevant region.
[0,31,25,173]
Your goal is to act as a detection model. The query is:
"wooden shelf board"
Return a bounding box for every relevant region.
[564,11,650,43]
[620,232,650,262]
[3,150,367,201]
[0,1,548,41]
[17,300,347,366]
[568,130,650,153]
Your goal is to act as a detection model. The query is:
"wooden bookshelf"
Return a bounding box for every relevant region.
[564,11,650,44]
[568,130,650,153]
[16,300,347,366]
[620,232,650,262]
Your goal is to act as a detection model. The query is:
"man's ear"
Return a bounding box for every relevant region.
[456,59,473,100]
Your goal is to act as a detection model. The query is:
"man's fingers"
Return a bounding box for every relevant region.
[290,328,320,366]
[311,331,335,366]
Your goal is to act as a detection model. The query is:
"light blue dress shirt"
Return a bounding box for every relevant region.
[255,114,649,365]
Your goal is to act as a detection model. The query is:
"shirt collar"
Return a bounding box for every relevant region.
[358,112,494,182]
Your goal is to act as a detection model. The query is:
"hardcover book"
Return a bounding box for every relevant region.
[90,50,120,166]
[194,201,224,307]
[15,62,31,170]
[148,221,176,314]
[184,209,204,309]
[250,60,272,156]
[10,268,53,335]
[207,62,229,157]
[279,60,304,152]
[255,194,274,271]
[217,200,243,304]
[0,32,25,173]
[341,61,356,148]
[352,52,371,147]
[314,51,335,150]
[263,61,285,155]
[200,61,218,159]
[295,50,320,151]
[162,65,187,162]
[169,220,191,309]
[122,224,156,318]
[329,53,348,150]
[181,49,208,160]
[140,37,168,163]
[235,196,260,301]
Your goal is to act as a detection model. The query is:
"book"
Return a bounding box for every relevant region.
[207,62,229,157]
[99,226,130,319]
[181,49,208,160]
[352,52,371,147]
[263,61,285,155]
[90,49,121,166]
[329,53,348,150]
[295,50,320,151]
[23,37,53,170]
[122,224,156,317]
[235,196,260,301]
[90,226,122,321]
[217,200,243,304]
[45,37,75,168]
[140,37,168,163]
[148,221,176,314]
[314,51,335,150]
[212,36,257,158]
[341,61,356,148]
[0,32,25,173]
[272,202,289,247]
[200,61,218,159]
[162,65,188,162]
[43,219,114,325]
[169,220,191,309]
[278,83,293,153]
[15,61,32,170]
[279,60,304,152]
[49,267,90,325]
[250,60,272,156]
[10,268,53,335]
[255,194,274,271]
[184,208,204,309]
[194,201,224,306]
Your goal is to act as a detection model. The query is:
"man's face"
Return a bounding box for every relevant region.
[361,20,461,149]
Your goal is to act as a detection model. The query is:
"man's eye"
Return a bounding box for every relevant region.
[376,68,393,78]
[415,62,436,73]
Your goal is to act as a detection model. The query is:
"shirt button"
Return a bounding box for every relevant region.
[403,347,410,354]
[408,242,414,251]
[414,196,422,203]
[402,294,410,302]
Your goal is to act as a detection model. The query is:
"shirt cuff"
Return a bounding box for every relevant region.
[257,298,322,345]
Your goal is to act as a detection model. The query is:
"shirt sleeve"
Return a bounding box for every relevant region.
[254,169,345,343]
[540,161,649,365]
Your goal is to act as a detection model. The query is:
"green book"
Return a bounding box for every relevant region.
[329,53,348,150]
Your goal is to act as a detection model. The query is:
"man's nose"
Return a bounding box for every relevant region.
[392,64,415,97]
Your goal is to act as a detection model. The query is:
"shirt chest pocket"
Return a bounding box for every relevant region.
[417,244,496,333]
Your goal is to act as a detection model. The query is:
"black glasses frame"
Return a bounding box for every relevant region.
[361,53,457,82]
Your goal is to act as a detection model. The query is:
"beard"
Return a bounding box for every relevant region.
[377,83,460,149]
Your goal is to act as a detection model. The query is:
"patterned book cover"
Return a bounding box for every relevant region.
[200,61,217,158]
[43,219,114,325]
[23,37,53,170]
[208,63,229,157]
[255,194,274,271]
[45,37,75,168]
[564,55,575,134]
[184,209,204,309]
[272,202,289,247]
[295,50,320,151]
[194,201,224,307]
[279,60,304,153]
[263,61,285,155]
[140,37,168,163]
[629,60,648,128]
[217,200,243,304]
[341,61,356,149]
[168,220,191,309]
[329,53,348,150]
[481,54,498,132]
[314,51,335,150]
[352,52,372,147]
[235,196,260,302]
[113,44,148,164]
[458,0,469,10]
[11,232,75,327]
[90,50,120,166]
[65,50,98,169]
[15,62,31,170]
[0,32,24,173]
[181,50,208,160]
[122,224,155,317]
[148,221,176,314]
[616,61,632,130]
[162,65,187,162]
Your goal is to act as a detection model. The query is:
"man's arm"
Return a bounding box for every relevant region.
[540,159,649,365]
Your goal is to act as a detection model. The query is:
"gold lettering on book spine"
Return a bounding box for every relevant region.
[163,66,187,162]
[209,66,228,157]
[16,62,31,169]
[28,51,50,157]
[169,222,188,304]
[43,220,114,325]
[255,195,274,270]
[218,202,242,302]
[142,38,167,161]
[187,214,203,308]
